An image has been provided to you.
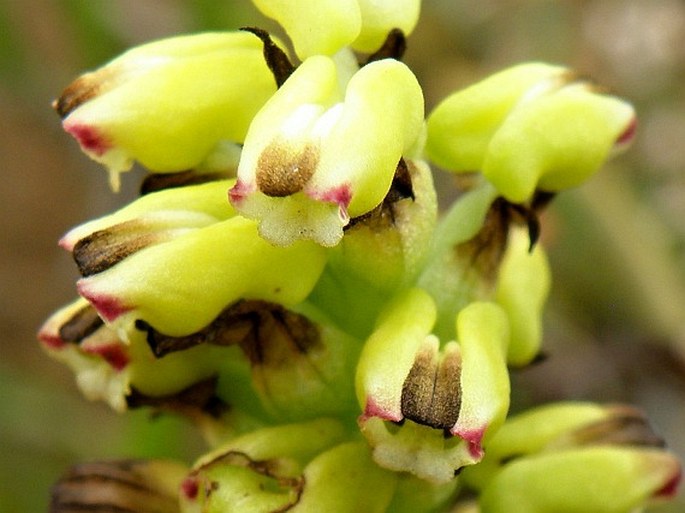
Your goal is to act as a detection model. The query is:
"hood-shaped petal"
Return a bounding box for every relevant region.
[252,0,361,59]
[478,447,681,513]
[77,216,328,336]
[352,0,422,52]
[57,32,278,189]
[425,63,567,172]
[482,82,636,203]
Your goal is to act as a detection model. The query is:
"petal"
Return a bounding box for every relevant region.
[495,226,550,366]
[352,0,422,53]
[450,302,510,455]
[425,63,567,172]
[355,288,437,423]
[479,447,681,513]
[59,32,277,188]
[252,0,361,59]
[77,216,328,336]
[483,83,636,202]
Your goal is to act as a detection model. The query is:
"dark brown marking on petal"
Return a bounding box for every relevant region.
[59,304,104,343]
[347,158,414,230]
[53,74,101,119]
[125,376,227,419]
[401,344,462,430]
[455,197,511,285]
[572,406,666,448]
[363,28,407,65]
[135,302,260,358]
[256,143,319,197]
[240,27,295,87]
[239,303,321,370]
[140,170,227,196]
[136,301,321,379]
[73,222,158,277]
[49,460,182,513]
[505,190,556,251]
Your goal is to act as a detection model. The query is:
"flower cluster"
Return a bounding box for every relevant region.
[41,1,679,512]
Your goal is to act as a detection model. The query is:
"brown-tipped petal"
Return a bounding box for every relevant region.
[50,459,188,513]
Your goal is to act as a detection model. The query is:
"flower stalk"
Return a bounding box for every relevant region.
[42,2,680,512]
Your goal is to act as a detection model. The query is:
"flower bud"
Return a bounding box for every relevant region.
[295,442,397,511]
[180,419,348,512]
[76,216,328,336]
[387,473,460,513]
[426,63,567,172]
[356,289,510,482]
[38,298,256,418]
[252,0,362,59]
[56,32,278,189]
[478,447,681,513]
[50,459,188,513]
[463,401,681,512]
[229,55,424,247]
[61,180,235,251]
[482,82,636,203]
[425,63,636,203]
[61,180,236,279]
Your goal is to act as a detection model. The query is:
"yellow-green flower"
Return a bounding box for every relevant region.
[41,1,681,512]
[426,63,636,203]
[56,32,278,189]
[229,54,424,247]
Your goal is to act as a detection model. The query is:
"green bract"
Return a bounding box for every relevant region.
[43,1,680,512]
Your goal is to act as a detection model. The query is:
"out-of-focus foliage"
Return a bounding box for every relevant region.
[1,1,684,511]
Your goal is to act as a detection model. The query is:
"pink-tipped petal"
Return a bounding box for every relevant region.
[77,281,132,322]
[64,122,112,156]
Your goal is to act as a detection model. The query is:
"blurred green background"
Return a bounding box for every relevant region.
[1,1,684,511]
